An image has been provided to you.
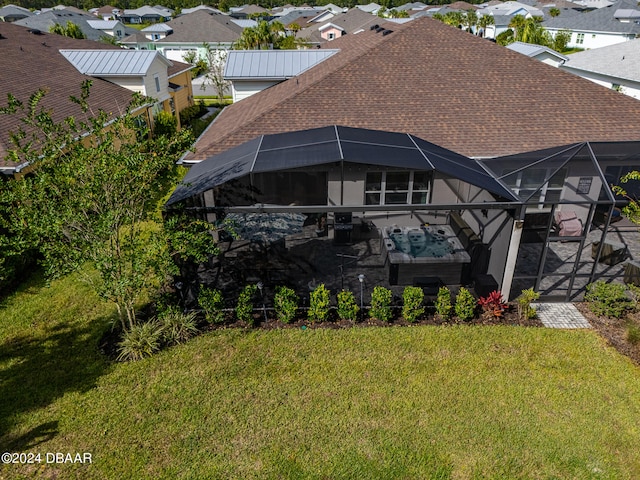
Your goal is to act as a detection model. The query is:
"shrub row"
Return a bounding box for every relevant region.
[197,284,540,325]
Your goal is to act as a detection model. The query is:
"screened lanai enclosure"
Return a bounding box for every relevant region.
[166,126,640,302]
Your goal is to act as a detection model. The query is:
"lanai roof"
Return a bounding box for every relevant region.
[167,125,519,206]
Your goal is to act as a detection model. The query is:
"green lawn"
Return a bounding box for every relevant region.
[2,273,640,479]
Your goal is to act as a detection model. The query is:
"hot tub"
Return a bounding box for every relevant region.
[381,225,471,285]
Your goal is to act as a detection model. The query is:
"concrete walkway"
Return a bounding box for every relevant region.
[533,303,592,329]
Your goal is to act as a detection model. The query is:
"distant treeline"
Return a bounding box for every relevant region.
[9,0,469,14]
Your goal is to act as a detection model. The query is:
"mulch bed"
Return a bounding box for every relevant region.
[575,302,640,366]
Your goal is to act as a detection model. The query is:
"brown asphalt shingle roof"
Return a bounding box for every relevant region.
[188,17,640,162]
[0,23,144,169]
[156,10,243,44]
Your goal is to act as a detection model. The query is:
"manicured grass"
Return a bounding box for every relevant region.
[2,273,640,478]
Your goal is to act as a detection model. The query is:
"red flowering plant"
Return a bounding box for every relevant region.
[478,290,508,319]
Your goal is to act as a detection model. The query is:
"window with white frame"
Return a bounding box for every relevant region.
[507,167,566,210]
[365,171,431,205]
[576,33,584,44]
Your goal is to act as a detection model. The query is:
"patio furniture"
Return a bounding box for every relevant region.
[554,210,582,237]
[592,240,628,266]
[624,260,640,286]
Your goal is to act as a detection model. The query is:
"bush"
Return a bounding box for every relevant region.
[370,286,393,322]
[274,286,298,324]
[309,283,330,323]
[402,286,425,323]
[117,320,164,361]
[236,284,257,326]
[585,281,634,319]
[435,286,452,320]
[179,102,208,125]
[455,287,476,322]
[198,287,225,323]
[337,290,359,321]
[154,111,177,137]
[478,290,508,320]
[627,323,640,345]
[517,287,540,320]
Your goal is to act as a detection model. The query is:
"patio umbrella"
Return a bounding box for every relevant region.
[224,212,307,244]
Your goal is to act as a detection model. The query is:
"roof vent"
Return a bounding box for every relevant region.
[375,26,385,32]
[369,24,379,30]
[382,29,393,36]
[28,29,43,35]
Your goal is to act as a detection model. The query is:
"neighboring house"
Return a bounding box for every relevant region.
[90,5,121,21]
[560,38,640,98]
[224,49,339,102]
[228,4,268,19]
[151,10,243,63]
[86,19,127,40]
[181,5,224,15]
[170,17,640,302]
[506,41,569,66]
[119,31,156,50]
[60,48,194,126]
[141,22,173,40]
[14,9,116,42]
[297,8,392,46]
[0,4,32,22]
[356,3,382,15]
[0,23,150,176]
[475,1,545,38]
[119,6,173,24]
[543,0,640,49]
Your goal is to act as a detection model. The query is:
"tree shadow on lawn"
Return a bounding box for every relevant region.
[0,316,113,451]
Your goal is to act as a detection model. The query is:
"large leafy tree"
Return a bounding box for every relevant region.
[613,172,640,225]
[0,83,217,330]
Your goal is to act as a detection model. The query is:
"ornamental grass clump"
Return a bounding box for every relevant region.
[308,284,330,323]
[455,287,476,322]
[402,286,425,323]
[370,286,393,322]
[337,290,359,321]
[117,320,164,362]
[274,286,298,324]
[159,308,199,346]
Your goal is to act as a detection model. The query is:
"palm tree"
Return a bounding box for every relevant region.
[477,14,495,38]
[465,10,478,34]
[443,11,465,29]
[549,7,561,17]
[508,14,527,41]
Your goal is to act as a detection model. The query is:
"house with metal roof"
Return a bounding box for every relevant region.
[119,5,173,24]
[140,22,173,40]
[14,8,116,42]
[224,49,339,102]
[560,38,640,98]
[167,17,640,301]
[86,19,128,41]
[506,41,568,67]
[543,0,640,49]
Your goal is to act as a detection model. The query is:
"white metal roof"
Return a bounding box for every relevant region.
[86,19,120,29]
[60,49,172,76]
[141,22,173,32]
[224,49,339,80]
[507,41,569,61]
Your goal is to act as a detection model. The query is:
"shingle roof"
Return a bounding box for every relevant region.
[14,9,109,41]
[561,37,640,81]
[543,0,640,33]
[154,9,243,43]
[0,23,140,170]
[187,17,640,162]
[297,8,385,43]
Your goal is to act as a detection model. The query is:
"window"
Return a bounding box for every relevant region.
[506,168,567,210]
[365,171,431,205]
[576,33,584,44]
[116,29,122,37]
[327,32,335,40]
[154,73,161,93]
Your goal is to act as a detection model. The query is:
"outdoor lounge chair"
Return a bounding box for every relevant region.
[554,210,582,237]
